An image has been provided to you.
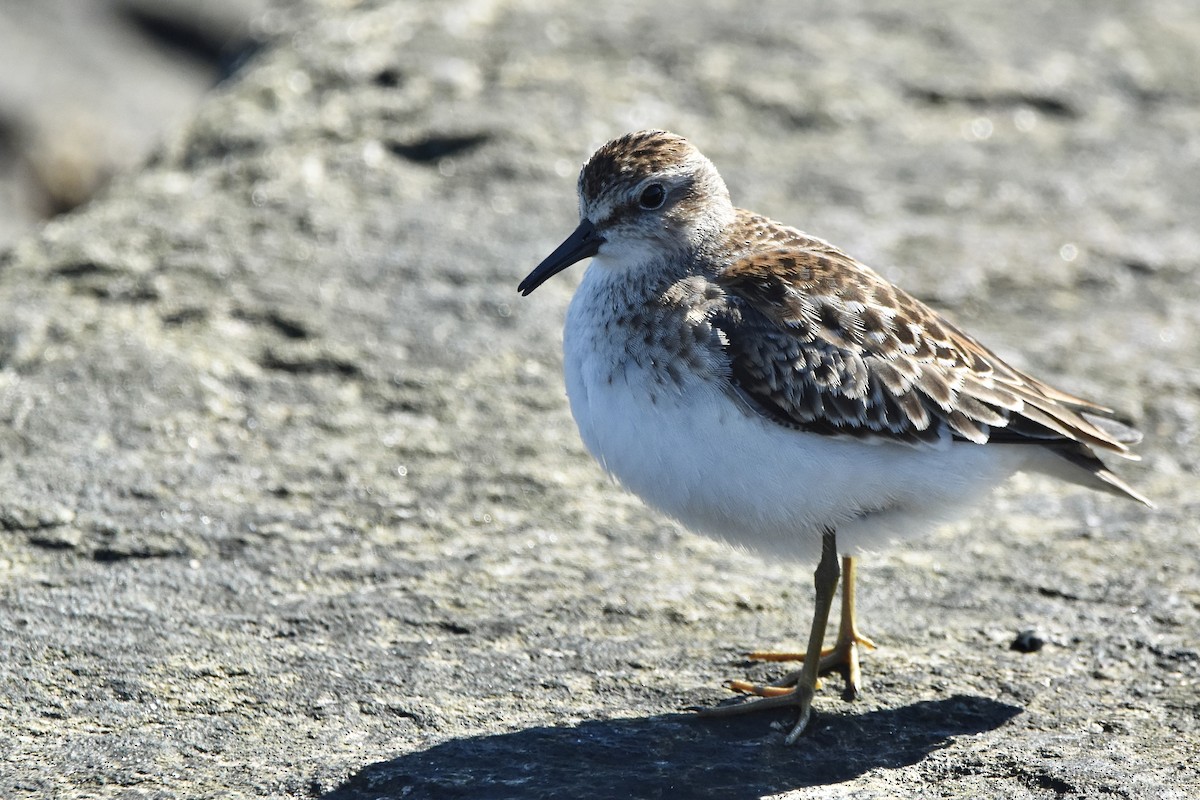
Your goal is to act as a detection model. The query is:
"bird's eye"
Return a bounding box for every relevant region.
[638,182,667,210]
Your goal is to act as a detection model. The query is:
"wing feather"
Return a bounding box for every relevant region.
[709,210,1146,503]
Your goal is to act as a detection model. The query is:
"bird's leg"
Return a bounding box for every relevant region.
[827,554,876,698]
[737,554,876,699]
[698,528,840,744]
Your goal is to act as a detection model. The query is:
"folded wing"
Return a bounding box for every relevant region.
[711,215,1149,506]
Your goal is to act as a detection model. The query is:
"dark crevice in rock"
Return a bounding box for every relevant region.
[114,0,245,69]
[259,348,362,377]
[905,86,1079,118]
[161,306,210,326]
[234,308,313,340]
[386,133,490,163]
[373,68,403,88]
[51,260,123,279]
[91,546,184,563]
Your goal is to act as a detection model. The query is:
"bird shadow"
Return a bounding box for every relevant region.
[322,694,1020,799]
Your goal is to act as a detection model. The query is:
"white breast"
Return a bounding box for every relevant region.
[562,262,1033,561]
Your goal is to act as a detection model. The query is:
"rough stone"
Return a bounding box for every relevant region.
[0,1,1196,798]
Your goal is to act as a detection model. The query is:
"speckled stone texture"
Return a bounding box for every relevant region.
[0,1,1196,798]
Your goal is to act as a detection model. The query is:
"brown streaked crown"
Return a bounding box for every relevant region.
[579,130,693,201]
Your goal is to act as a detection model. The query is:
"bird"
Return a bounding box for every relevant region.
[517,129,1149,744]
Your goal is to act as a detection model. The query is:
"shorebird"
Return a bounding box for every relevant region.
[518,130,1148,743]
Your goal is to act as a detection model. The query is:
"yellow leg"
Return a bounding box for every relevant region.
[736,554,876,699]
[698,528,841,744]
[830,554,876,698]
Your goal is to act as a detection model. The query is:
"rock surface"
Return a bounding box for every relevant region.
[0,1,1197,798]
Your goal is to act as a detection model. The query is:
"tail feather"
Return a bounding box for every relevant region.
[1079,412,1144,447]
[1048,443,1154,508]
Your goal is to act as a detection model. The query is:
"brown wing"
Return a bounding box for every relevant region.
[711,214,1148,503]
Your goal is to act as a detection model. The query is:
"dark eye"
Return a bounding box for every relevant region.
[638,182,667,210]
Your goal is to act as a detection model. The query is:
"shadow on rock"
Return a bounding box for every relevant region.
[323,694,1020,799]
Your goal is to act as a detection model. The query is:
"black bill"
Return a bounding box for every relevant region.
[517,220,603,296]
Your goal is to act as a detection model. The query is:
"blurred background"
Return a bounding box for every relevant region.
[0,0,267,247]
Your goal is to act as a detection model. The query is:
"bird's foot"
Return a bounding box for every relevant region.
[696,682,817,744]
[745,628,877,700]
[695,529,844,745]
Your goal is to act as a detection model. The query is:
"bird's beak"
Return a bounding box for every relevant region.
[518,220,603,296]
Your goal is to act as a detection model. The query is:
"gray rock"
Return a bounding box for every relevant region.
[0,1,1196,798]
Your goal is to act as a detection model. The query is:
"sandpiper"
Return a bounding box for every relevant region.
[518,130,1149,744]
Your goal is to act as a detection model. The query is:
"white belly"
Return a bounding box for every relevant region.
[563,266,1031,561]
